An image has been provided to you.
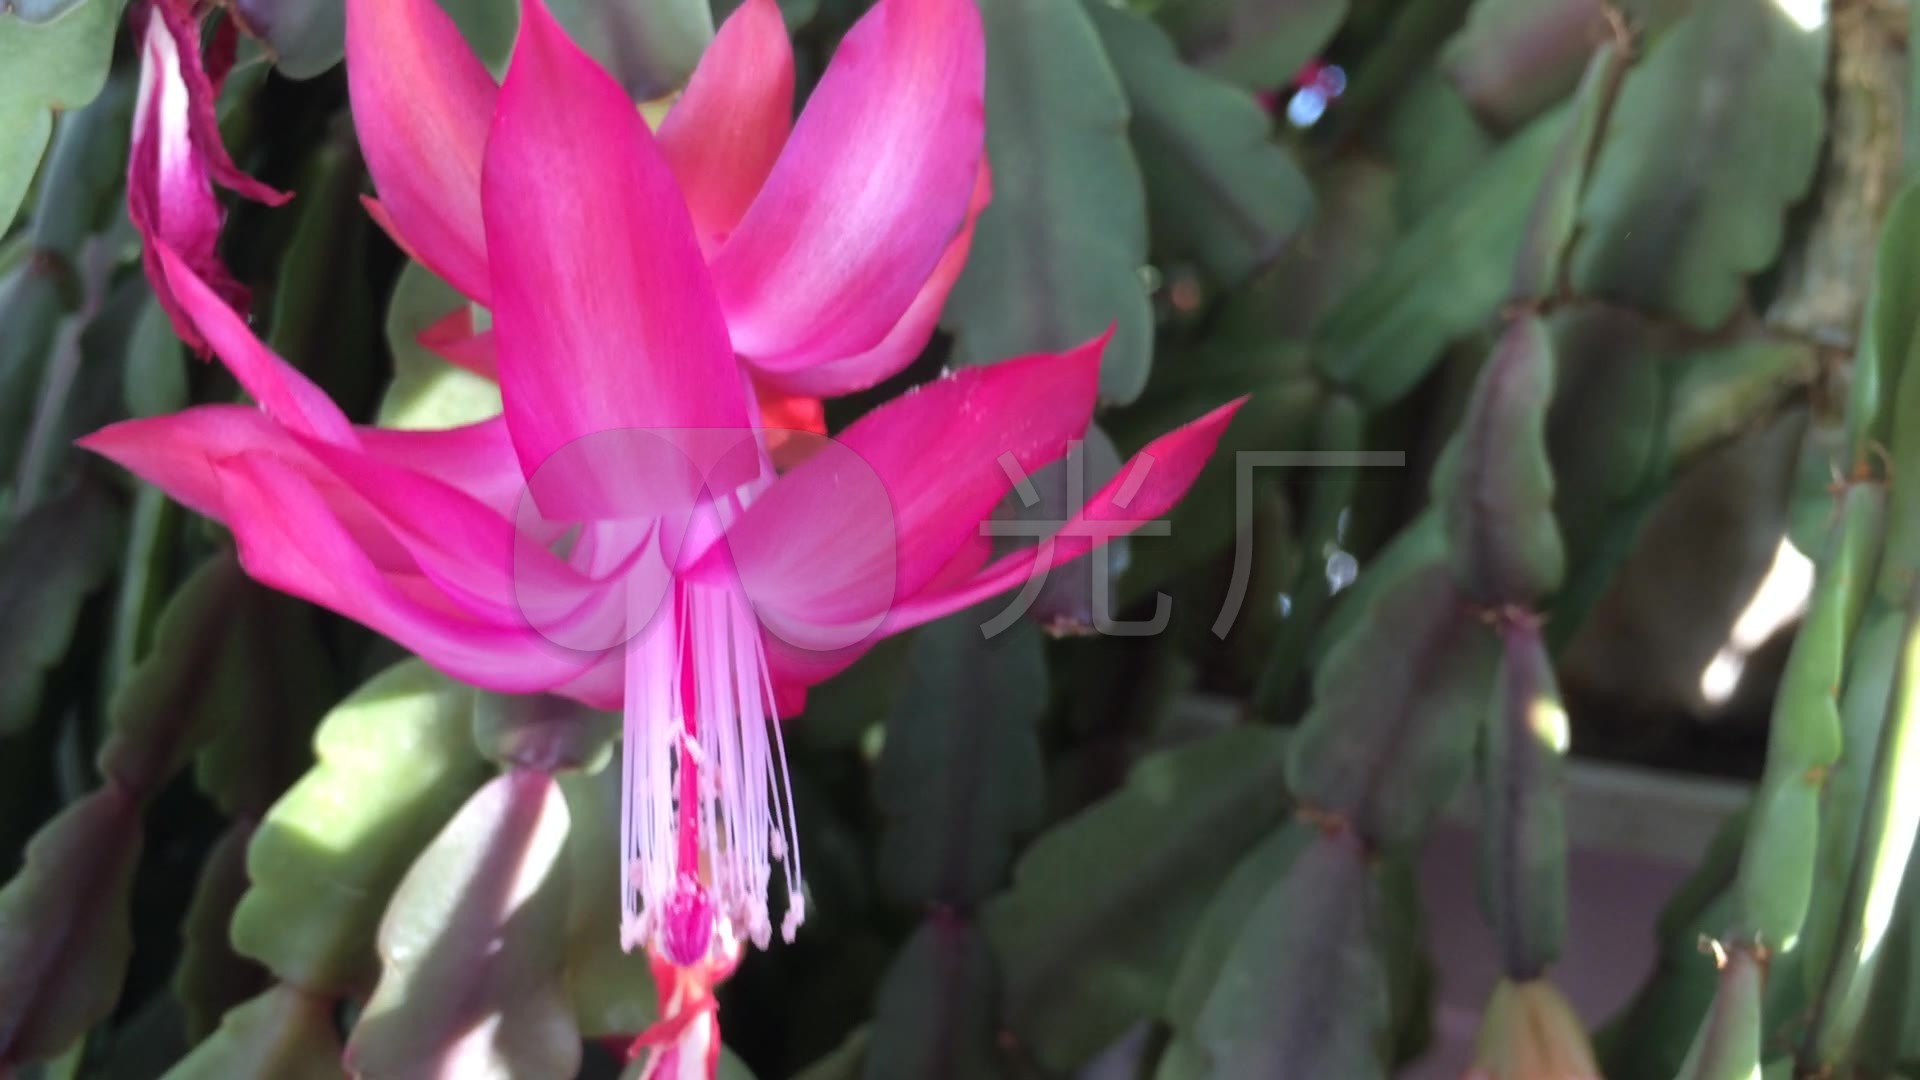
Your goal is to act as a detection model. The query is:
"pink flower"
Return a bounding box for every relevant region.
[84,0,1242,1037]
[347,0,991,400]
[128,0,290,353]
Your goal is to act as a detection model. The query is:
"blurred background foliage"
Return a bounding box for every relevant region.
[3,0,1920,1076]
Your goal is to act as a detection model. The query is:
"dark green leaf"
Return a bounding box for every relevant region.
[558,762,657,1038]
[548,0,713,100]
[942,0,1152,404]
[1438,0,1610,132]
[1313,103,1566,406]
[0,787,141,1067]
[1151,0,1345,90]
[1570,0,1824,328]
[1284,560,1501,851]
[235,0,344,79]
[864,920,1002,1080]
[984,727,1290,1071]
[0,481,123,735]
[173,823,269,1043]
[1477,625,1568,976]
[876,612,1046,907]
[1161,830,1388,1080]
[1087,1,1312,285]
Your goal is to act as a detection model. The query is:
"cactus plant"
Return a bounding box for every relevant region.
[6,0,1920,1076]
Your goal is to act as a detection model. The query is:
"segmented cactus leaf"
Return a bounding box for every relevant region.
[173,824,266,1044]
[0,482,124,735]
[1086,1,1312,286]
[1570,0,1825,329]
[347,770,579,1079]
[875,613,1046,908]
[1312,102,1565,407]
[941,0,1152,404]
[1432,316,1564,606]
[0,0,122,236]
[232,0,344,79]
[230,660,489,993]
[984,726,1290,1071]
[1847,183,1920,462]
[1439,0,1611,132]
[864,920,1002,1080]
[0,788,140,1066]
[547,0,714,101]
[1735,484,1883,947]
[1162,823,1314,1030]
[1673,949,1764,1080]
[1507,44,1624,303]
[1168,830,1389,1080]
[1284,560,1502,851]
[159,986,342,1080]
[1477,625,1568,977]
[1151,0,1345,90]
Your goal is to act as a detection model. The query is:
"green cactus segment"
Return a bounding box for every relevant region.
[1150,0,1345,91]
[472,693,618,774]
[942,0,1152,405]
[1432,316,1565,607]
[1734,484,1886,949]
[558,763,659,1038]
[1847,182,1920,465]
[0,786,140,1067]
[159,986,344,1080]
[174,823,268,1044]
[864,919,1003,1080]
[1284,561,1503,853]
[347,770,580,1080]
[1507,44,1626,303]
[876,614,1047,908]
[1807,589,1920,1066]
[1673,948,1764,1080]
[1569,0,1825,330]
[1438,0,1611,134]
[1254,394,1365,714]
[0,482,125,736]
[96,556,254,796]
[1801,609,1904,1002]
[1163,823,1315,1031]
[1158,828,1389,1080]
[1477,625,1569,978]
[0,0,124,237]
[984,726,1290,1072]
[1086,0,1313,286]
[1312,99,1566,407]
[230,661,489,995]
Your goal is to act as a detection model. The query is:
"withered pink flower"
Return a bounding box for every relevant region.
[128,0,290,352]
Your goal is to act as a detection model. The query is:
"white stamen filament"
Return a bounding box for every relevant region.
[619,572,806,963]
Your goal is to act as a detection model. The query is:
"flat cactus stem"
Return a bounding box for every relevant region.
[1478,622,1569,979]
[1804,582,1920,1069]
[1733,482,1885,951]
[1507,41,1628,304]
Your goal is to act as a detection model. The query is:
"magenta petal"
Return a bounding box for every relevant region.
[700,338,1105,654]
[345,0,496,301]
[878,399,1247,634]
[484,0,752,512]
[153,246,357,445]
[657,0,794,255]
[417,308,501,379]
[710,0,984,374]
[215,452,602,693]
[756,159,991,397]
